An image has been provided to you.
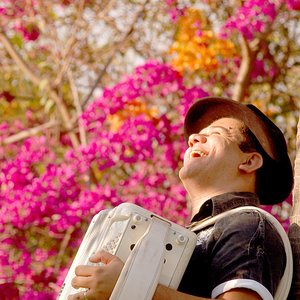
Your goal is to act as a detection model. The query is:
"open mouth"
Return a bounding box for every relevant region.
[190,150,208,158]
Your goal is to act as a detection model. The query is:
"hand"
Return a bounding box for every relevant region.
[68,251,124,300]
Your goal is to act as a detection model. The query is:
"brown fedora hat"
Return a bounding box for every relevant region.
[184,96,294,205]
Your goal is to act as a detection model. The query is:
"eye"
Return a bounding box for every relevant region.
[210,131,221,135]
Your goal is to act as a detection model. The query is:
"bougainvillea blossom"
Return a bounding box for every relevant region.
[220,0,278,40]
[0,61,208,298]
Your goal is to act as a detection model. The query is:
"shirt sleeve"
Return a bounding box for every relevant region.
[209,209,286,297]
[212,278,273,300]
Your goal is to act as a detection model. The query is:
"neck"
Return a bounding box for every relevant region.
[183,179,256,218]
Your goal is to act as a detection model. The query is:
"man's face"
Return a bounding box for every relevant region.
[179,117,247,185]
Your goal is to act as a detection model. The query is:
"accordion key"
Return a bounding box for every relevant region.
[57,203,197,299]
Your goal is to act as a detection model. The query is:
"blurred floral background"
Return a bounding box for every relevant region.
[0,0,299,298]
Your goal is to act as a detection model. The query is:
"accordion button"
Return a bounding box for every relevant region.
[176,235,186,245]
[132,214,143,223]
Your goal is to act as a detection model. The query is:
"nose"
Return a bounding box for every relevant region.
[188,134,207,147]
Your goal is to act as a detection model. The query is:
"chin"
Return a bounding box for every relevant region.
[179,165,194,182]
[179,166,188,181]
[178,167,184,180]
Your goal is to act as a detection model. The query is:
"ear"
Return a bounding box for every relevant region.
[239,152,263,174]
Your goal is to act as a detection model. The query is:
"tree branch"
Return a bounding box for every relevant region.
[82,0,151,108]
[232,36,259,102]
[0,30,80,148]
[290,113,300,224]
[0,31,42,86]
[2,120,60,145]
[68,69,87,146]
[53,37,77,87]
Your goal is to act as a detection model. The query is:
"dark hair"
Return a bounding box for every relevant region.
[239,126,262,154]
[239,126,276,203]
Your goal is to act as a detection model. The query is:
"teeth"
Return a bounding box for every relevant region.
[190,150,207,158]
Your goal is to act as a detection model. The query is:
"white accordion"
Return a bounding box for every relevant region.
[58,203,197,300]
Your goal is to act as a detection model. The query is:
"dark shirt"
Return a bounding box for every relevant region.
[178,192,286,298]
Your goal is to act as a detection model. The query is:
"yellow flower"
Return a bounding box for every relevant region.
[169,8,236,74]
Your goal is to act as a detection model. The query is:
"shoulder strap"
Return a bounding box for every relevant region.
[191,206,293,300]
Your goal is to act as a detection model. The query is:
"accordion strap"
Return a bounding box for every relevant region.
[190,206,293,300]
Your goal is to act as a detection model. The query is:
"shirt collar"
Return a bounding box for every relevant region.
[190,192,260,223]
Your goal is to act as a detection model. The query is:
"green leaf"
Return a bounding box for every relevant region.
[11,34,24,49]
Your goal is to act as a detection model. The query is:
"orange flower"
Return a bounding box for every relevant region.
[108,99,159,131]
[169,8,236,73]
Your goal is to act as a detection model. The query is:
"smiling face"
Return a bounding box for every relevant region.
[179,117,248,187]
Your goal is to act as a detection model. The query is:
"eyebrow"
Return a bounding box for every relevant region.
[201,125,231,134]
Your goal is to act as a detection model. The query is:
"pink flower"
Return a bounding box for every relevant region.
[220,0,278,40]
[13,22,40,41]
[286,0,300,10]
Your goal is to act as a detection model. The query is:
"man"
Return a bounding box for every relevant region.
[68,97,294,300]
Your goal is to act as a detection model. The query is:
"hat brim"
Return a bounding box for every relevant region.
[184,96,293,205]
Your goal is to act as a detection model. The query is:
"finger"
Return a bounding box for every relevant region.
[71,275,93,289]
[75,264,99,276]
[67,290,89,300]
[89,250,116,264]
